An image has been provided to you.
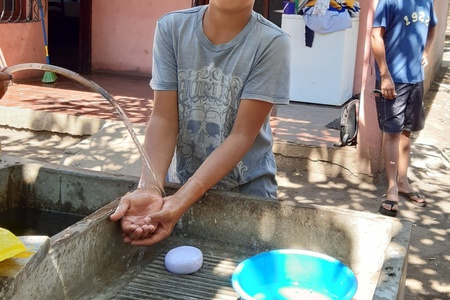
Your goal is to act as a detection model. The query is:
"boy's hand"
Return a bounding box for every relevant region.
[110,188,164,242]
[125,194,186,246]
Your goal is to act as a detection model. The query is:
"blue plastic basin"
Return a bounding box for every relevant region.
[231,249,358,300]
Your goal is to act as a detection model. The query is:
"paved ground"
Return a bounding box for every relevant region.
[1,28,450,300]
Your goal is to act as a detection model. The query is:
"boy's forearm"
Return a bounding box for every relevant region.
[170,130,255,215]
[139,114,178,192]
[371,31,391,78]
[194,130,255,191]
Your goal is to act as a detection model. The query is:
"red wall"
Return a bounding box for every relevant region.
[91,0,192,76]
[0,22,46,80]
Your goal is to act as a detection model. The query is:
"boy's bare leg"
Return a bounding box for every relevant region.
[382,132,400,211]
[397,131,412,190]
[397,131,426,203]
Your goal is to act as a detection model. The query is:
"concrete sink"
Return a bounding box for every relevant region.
[0,155,412,299]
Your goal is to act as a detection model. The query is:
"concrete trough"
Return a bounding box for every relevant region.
[0,155,412,299]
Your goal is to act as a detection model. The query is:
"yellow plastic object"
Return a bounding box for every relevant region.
[0,228,28,262]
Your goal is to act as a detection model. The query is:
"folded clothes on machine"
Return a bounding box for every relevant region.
[304,0,360,12]
[301,0,360,35]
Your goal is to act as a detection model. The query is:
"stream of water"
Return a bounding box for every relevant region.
[5,64,163,273]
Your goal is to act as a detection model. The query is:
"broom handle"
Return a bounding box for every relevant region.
[37,0,51,64]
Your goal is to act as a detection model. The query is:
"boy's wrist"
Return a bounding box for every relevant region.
[137,182,164,196]
[173,175,207,209]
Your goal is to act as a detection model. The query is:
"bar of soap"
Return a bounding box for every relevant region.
[164,246,203,275]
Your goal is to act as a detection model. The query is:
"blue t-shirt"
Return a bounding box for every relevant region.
[150,6,291,198]
[373,0,437,83]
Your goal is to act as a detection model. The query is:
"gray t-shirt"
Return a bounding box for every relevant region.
[150,6,290,198]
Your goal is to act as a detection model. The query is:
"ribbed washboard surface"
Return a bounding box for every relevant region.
[113,251,240,300]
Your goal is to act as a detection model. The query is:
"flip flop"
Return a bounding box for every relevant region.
[379,200,398,217]
[399,191,427,207]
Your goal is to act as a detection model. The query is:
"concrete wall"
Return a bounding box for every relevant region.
[353,0,383,175]
[422,0,449,91]
[91,0,192,76]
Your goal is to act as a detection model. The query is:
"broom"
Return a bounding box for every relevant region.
[37,0,57,83]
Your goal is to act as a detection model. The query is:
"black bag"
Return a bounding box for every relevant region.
[335,97,359,147]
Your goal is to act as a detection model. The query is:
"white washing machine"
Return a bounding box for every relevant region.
[281,14,359,106]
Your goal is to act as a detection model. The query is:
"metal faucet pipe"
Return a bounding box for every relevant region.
[5,63,117,106]
[4,63,161,192]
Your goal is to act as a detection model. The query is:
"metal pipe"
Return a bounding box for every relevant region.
[4,63,161,192]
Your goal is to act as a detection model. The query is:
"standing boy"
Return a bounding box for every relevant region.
[111,1,291,243]
[372,0,437,216]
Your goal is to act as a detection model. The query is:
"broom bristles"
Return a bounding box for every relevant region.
[42,71,57,83]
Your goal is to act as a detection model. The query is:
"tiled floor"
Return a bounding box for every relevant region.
[0,72,343,147]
